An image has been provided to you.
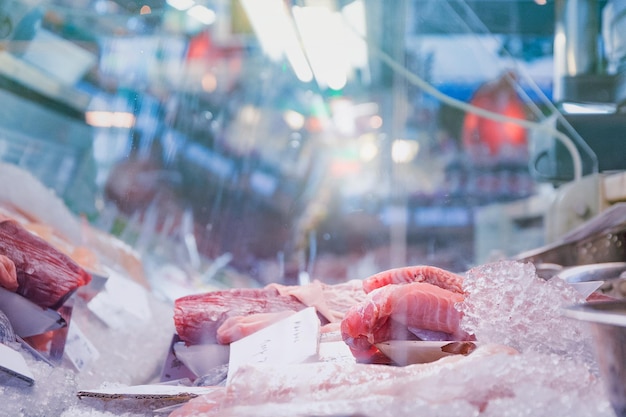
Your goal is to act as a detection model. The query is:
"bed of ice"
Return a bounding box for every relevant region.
[181,260,617,417]
[0,284,175,417]
[1,259,618,417]
[457,260,614,417]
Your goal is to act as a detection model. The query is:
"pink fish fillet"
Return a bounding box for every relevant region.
[0,254,17,292]
[341,282,471,363]
[216,310,297,344]
[362,265,464,294]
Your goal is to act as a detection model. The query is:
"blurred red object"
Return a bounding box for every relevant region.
[461,71,528,161]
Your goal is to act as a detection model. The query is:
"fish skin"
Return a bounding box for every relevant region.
[362,265,464,295]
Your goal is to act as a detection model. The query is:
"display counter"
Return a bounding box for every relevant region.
[1,0,626,416]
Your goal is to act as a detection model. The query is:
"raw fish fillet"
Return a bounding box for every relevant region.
[174,287,306,345]
[0,219,91,309]
[216,310,296,344]
[341,282,471,363]
[362,265,464,294]
[269,279,367,323]
[0,254,17,291]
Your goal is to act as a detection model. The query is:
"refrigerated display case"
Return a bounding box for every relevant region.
[1,1,626,416]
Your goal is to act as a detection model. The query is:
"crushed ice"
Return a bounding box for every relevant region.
[460,260,593,361]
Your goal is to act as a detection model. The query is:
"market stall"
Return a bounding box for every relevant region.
[1,0,626,416]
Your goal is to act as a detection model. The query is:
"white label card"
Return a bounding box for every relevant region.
[64,322,100,372]
[0,343,34,385]
[87,268,151,329]
[227,307,320,384]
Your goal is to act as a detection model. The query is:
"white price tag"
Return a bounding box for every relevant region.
[227,307,320,383]
[0,342,34,385]
[87,269,151,329]
[64,322,99,371]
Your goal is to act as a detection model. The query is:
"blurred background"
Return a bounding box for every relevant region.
[0,0,623,296]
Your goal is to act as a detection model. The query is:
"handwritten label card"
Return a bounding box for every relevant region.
[227,307,320,383]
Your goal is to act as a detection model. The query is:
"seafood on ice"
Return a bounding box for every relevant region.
[174,279,367,345]
[167,260,611,417]
[0,217,91,309]
[341,281,471,363]
[174,287,306,345]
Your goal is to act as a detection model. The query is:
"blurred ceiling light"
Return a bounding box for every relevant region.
[167,0,194,11]
[341,0,368,75]
[369,115,383,129]
[201,72,217,92]
[330,98,355,135]
[240,105,261,125]
[240,0,313,83]
[561,102,615,114]
[283,110,306,130]
[292,5,350,90]
[359,134,379,162]
[86,111,136,128]
[140,5,152,14]
[188,5,217,25]
[352,102,379,116]
[391,139,419,164]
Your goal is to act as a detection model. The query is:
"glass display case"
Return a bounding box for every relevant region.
[1,1,625,416]
[1,0,580,282]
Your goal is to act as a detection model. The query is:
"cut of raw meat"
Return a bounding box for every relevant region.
[269,279,367,323]
[0,254,17,292]
[174,287,306,345]
[341,282,471,363]
[0,219,91,309]
[362,265,464,294]
[216,310,296,344]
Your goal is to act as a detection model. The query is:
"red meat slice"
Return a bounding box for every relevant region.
[174,287,306,345]
[0,219,91,309]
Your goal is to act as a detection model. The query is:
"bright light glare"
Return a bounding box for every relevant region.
[240,105,261,125]
[283,110,306,130]
[201,73,217,92]
[167,0,194,11]
[292,6,350,90]
[331,98,355,135]
[240,0,313,83]
[369,115,383,129]
[341,0,368,71]
[86,111,136,128]
[391,139,419,163]
[188,5,216,25]
[359,135,379,162]
[561,102,615,114]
